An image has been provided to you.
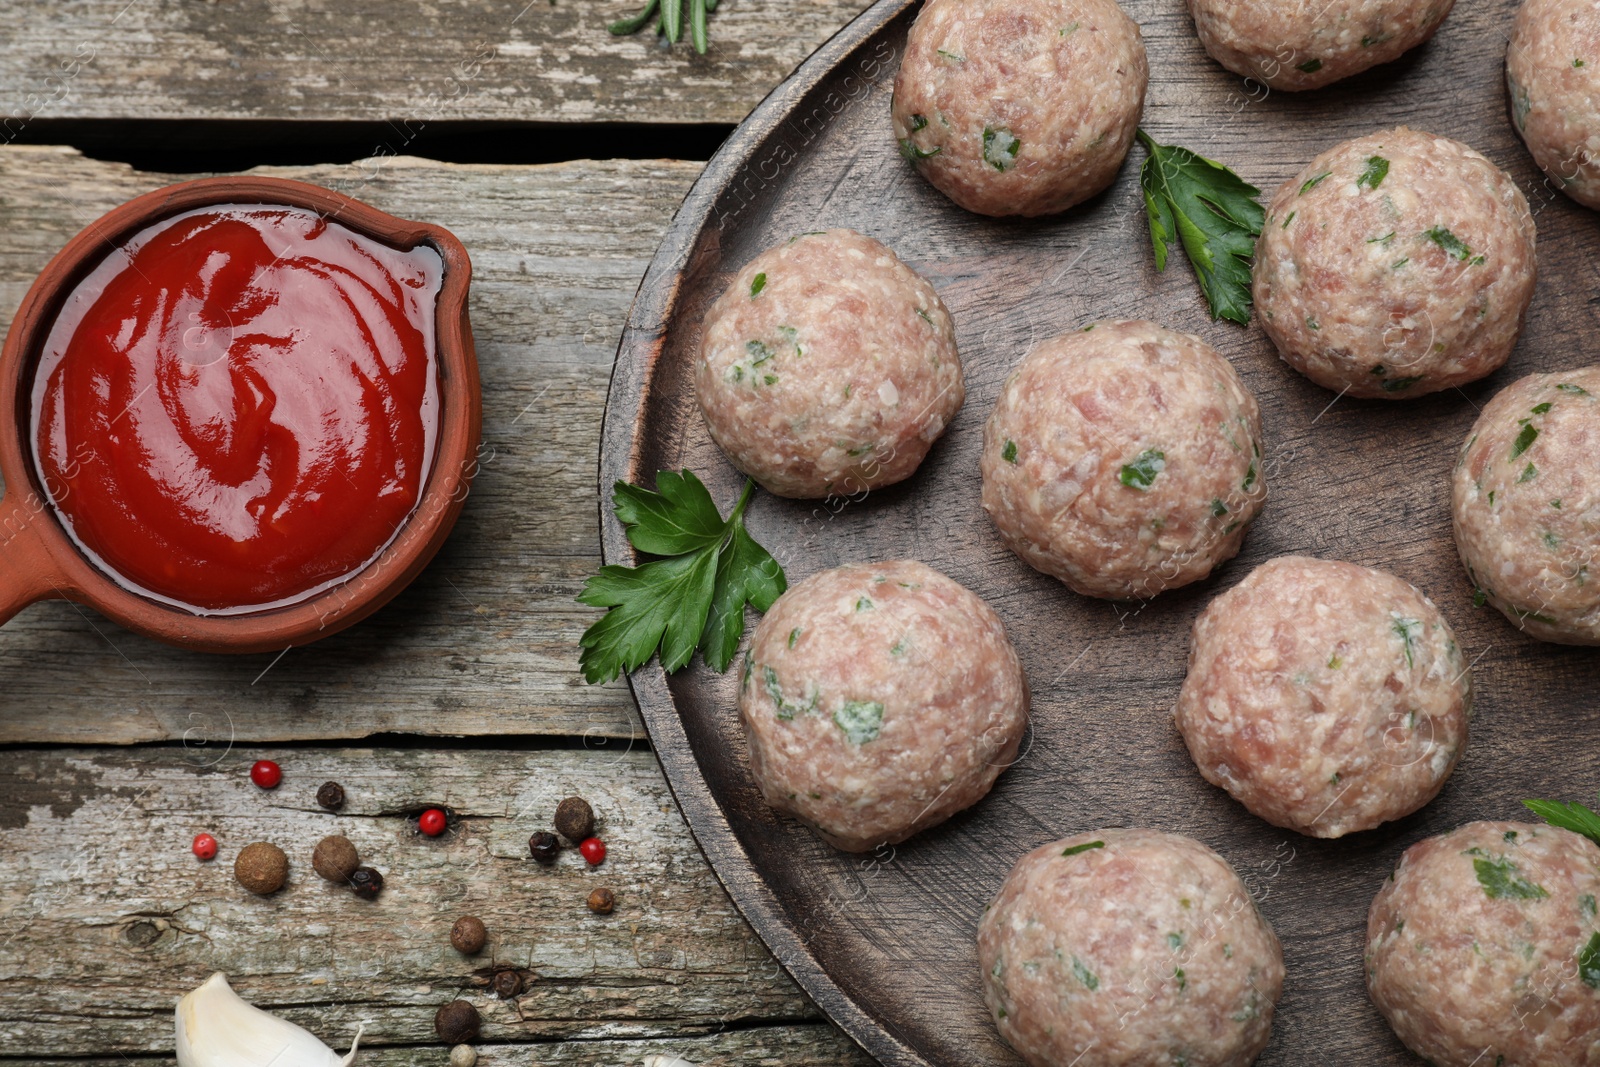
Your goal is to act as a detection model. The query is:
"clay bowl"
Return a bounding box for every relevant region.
[0,176,480,654]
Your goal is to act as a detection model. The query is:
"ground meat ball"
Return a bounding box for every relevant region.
[1508,0,1600,210]
[890,0,1148,217]
[1452,367,1600,644]
[979,828,1285,1067]
[1187,0,1455,91]
[1176,557,1471,839]
[695,230,964,499]
[981,320,1266,601]
[1254,128,1537,399]
[739,560,1028,852]
[1366,821,1600,1066]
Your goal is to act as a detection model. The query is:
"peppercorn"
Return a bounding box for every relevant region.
[316,781,346,811]
[249,760,282,789]
[491,968,522,998]
[554,796,595,842]
[312,835,360,883]
[587,887,616,914]
[191,832,218,861]
[234,842,288,895]
[418,807,448,837]
[449,1046,477,1067]
[528,831,560,865]
[349,866,385,900]
[450,915,487,954]
[434,1000,480,1044]
[578,836,607,867]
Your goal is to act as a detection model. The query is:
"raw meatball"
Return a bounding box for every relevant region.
[739,560,1028,852]
[1188,0,1455,91]
[695,230,964,499]
[981,320,1266,601]
[1508,0,1600,210]
[1452,367,1600,644]
[1255,127,1537,399]
[1366,821,1600,1066]
[979,828,1285,1067]
[890,0,1148,217]
[1176,556,1471,839]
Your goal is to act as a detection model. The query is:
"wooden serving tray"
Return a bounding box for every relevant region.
[599,0,1600,1062]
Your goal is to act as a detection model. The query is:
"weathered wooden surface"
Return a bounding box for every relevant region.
[605,0,1600,1064]
[0,744,871,1063]
[0,147,710,745]
[0,0,872,128]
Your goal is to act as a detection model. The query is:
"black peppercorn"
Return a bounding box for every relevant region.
[349,866,384,900]
[528,831,560,864]
[434,999,481,1043]
[316,781,346,811]
[491,968,522,998]
[554,796,595,842]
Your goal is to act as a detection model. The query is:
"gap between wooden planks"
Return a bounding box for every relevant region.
[0,147,709,745]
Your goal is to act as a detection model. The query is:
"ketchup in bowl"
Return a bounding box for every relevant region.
[30,205,442,614]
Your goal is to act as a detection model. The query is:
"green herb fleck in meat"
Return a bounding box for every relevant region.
[1369,231,1396,244]
[1120,449,1166,490]
[788,627,801,649]
[1581,931,1600,989]
[1296,58,1323,73]
[1425,226,1474,261]
[1358,156,1390,190]
[1173,967,1187,992]
[1002,439,1019,464]
[747,339,774,364]
[1532,402,1552,414]
[1381,375,1423,393]
[855,597,873,612]
[1558,383,1591,396]
[983,127,1021,172]
[1512,423,1540,459]
[1062,840,1105,857]
[1060,21,1079,35]
[1301,171,1332,195]
[763,666,817,721]
[899,139,941,161]
[910,114,928,132]
[1242,461,1257,492]
[1581,893,1597,921]
[1282,211,1296,228]
[1071,956,1099,991]
[1167,931,1185,950]
[1464,848,1550,900]
[1211,499,1229,518]
[1391,257,1410,270]
[834,699,884,744]
[1391,616,1421,668]
[750,272,767,298]
[1362,32,1394,47]
[936,48,964,62]
[1520,463,1538,483]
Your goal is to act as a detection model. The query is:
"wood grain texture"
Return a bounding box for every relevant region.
[0,744,869,1063]
[603,0,1600,1064]
[0,0,871,128]
[0,147,706,745]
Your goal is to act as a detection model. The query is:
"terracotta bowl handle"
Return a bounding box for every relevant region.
[0,488,66,624]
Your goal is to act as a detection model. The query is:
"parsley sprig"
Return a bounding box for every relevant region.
[1136,129,1266,325]
[1524,794,1600,846]
[609,0,718,53]
[579,470,786,684]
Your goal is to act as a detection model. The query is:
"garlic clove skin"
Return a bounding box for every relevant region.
[176,972,362,1067]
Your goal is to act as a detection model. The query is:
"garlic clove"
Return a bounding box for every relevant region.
[175,972,362,1067]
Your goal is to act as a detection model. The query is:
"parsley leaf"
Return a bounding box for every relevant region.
[1136,129,1265,325]
[579,472,786,683]
[1524,795,1600,847]
[1463,848,1549,900]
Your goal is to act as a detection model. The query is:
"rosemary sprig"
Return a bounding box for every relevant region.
[609,0,718,53]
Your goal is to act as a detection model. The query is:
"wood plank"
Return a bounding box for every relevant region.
[0,147,703,744]
[0,744,868,1063]
[40,1028,873,1067]
[0,0,872,128]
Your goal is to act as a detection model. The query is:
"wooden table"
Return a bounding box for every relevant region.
[0,3,877,1062]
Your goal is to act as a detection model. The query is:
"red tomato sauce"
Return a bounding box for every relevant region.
[31,205,442,613]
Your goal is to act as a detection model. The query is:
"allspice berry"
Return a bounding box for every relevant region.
[434,999,481,1044]
[587,887,616,914]
[450,914,487,954]
[491,968,522,998]
[316,781,346,811]
[554,796,595,842]
[234,842,289,895]
[312,835,360,883]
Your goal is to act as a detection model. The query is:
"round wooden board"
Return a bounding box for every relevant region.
[600,1,1600,1063]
